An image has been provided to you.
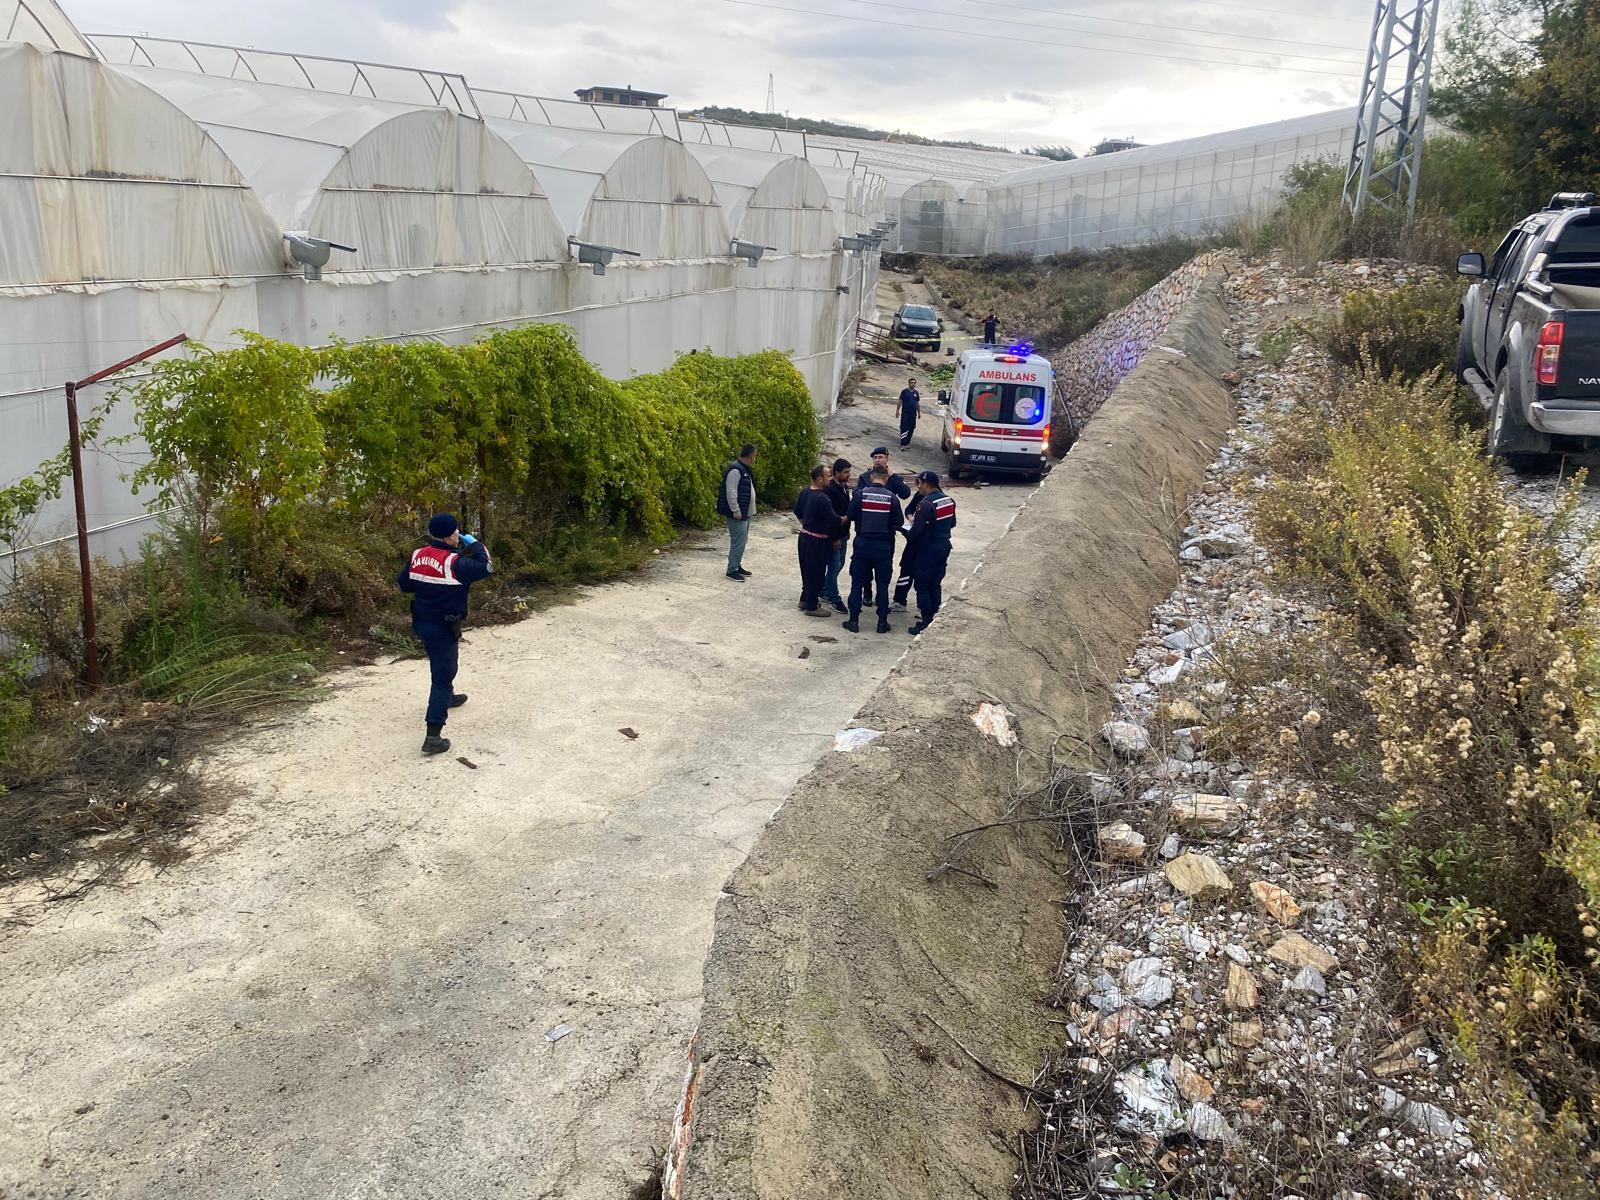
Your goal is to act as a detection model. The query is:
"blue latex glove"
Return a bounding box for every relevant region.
[459,532,477,547]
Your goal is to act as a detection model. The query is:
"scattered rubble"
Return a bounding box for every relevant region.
[1020,257,1487,1198]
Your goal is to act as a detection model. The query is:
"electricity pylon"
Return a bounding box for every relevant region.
[1343,0,1442,218]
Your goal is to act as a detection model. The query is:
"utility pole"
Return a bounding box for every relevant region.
[765,73,775,114]
[1343,0,1442,219]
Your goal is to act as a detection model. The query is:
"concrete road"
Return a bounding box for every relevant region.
[0,317,1032,1198]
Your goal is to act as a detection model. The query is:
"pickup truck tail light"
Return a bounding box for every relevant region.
[1536,320,1564,386]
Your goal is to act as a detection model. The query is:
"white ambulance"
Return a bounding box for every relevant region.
[936,344,1056,480]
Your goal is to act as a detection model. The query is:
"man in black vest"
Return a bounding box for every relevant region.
[907,471,957,635]
[793,465,842,615]
[717,444,757,581]
[856,447,909,608]
[983,311,998,345]
[843,465,904,634]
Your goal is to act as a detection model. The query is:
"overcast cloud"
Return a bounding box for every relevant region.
[67,0,1383,151]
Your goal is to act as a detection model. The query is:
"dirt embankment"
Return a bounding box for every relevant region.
[668,267,1239,1199]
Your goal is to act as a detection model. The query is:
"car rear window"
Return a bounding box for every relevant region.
[966,382,1046,425]
[1549,216,1600,263]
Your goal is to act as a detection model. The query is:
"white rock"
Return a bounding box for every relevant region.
[1130,975,1174,1008]
[1148,658,1186,686]
[1101,721,1150,757]
[1122,957,1167,989]
[1177,925,1212,956]
[1377,1087,1461,1142]
[1162,623,1213,651]
[1186,1101,1239,1144]
[1288,965,1327,997]
[1159,833,1182,860]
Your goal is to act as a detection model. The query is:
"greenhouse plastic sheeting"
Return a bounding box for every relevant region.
[0,43,285,287]
[2,0,89,55]
[684,146,835,253]
[983,109,1357,256]
[487,121,730,260]
[113,64,569,270]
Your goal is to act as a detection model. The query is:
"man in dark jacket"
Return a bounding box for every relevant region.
[907,471,957,635]
[843,465,905,634]
[895,376,920,449]
[793,465,842,615]
[856,447,909,608]
[398,512,494,755]
[821,458,852,614]
[718,444,757,581]
[983,311,998,344]
[890,488,924,610]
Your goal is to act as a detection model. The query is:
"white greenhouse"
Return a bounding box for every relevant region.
[981,110,1358,257]
[3,0,1373,564]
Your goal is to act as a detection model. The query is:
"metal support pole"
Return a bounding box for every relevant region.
[62,332,188,689]
[63,380,101,689]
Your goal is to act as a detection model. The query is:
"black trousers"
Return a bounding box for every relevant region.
[849,539,894,619]
[892,538,918,605]
[913,542,952,622]
[797,534,832,610]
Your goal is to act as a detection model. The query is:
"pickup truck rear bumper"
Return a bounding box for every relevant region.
[1528,401,1600,436]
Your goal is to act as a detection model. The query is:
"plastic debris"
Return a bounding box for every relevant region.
[544,1023,571,1043]
[833,727,884,752]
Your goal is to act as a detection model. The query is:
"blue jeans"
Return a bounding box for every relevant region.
[824,540,846,604]
[726,517,750,574]
[414,619,460,728]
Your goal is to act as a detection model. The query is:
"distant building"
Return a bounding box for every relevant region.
[1089,137,1147,156]
[574,84,667,108]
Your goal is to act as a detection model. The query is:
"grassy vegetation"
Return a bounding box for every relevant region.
[1218,296,1600,1192]
[918,236,1221,352]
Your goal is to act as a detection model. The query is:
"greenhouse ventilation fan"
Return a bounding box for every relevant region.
[283,234,357,281]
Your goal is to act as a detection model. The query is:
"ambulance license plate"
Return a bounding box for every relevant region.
[969,454,996,463]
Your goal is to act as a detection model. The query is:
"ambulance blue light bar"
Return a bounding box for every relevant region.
[1007,341,1034,357]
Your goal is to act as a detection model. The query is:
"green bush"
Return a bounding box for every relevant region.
[125,329,819,606]
[1326,280,1464,381]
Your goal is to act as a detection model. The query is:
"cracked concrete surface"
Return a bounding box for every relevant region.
[0,296,1029,1199]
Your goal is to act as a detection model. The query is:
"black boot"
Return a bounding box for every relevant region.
[449,693,468,708]
[842,618,860,633]
[876,617,891,634]
[422,724,451,755]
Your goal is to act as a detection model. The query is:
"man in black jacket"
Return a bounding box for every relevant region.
[843,466,905,634]
[398,512,494,755]
[717,444,757,581]
[793,465,841,615]
[821,458,852,614]
[907,471,957,635]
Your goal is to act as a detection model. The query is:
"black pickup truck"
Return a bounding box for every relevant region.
[1456,192,1600,470]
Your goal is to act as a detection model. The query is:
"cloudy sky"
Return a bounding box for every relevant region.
[64,0,1393,150]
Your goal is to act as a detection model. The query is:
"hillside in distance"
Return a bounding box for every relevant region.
[686,105,1013,152]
